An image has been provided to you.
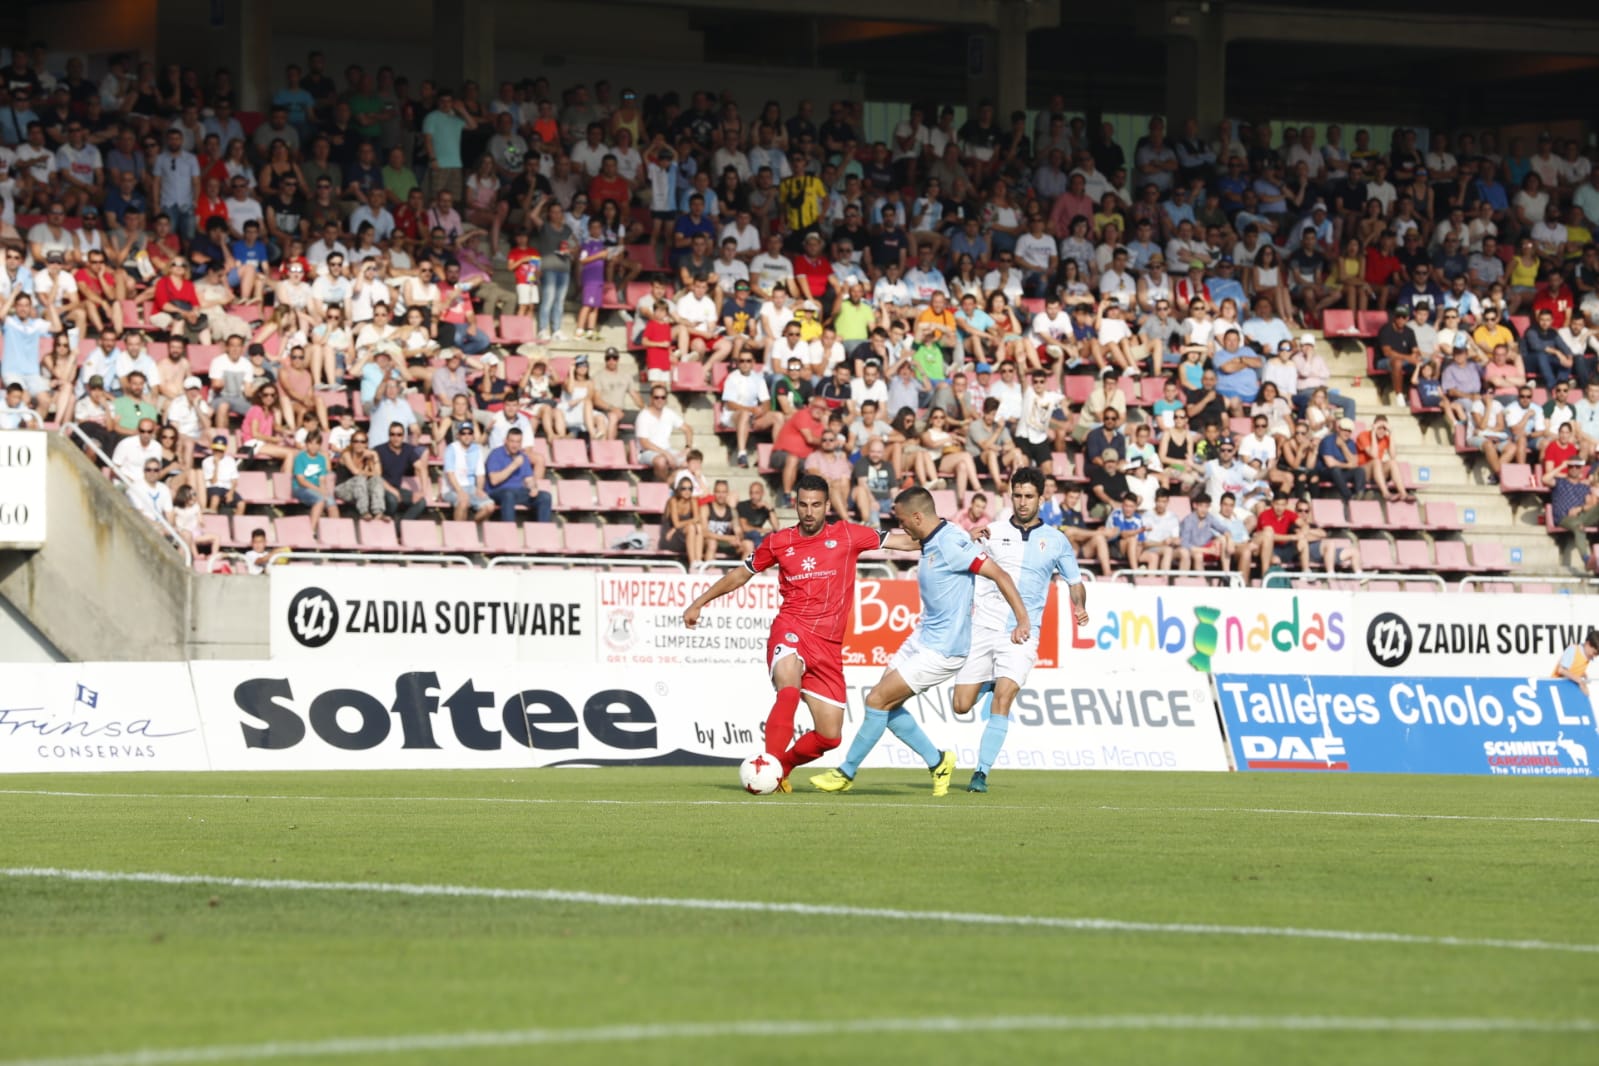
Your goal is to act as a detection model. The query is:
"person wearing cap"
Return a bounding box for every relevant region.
[164,374,212,464]
[721,279,768,368]
[1316,416,1367,501]
[437,418,494,522]
[196,435,243,515]
[1202,434,1265,514]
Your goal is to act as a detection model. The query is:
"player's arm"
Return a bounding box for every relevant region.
[976,557,1030,644]
[1056,546,1091,626]
[683,565,754,628]
[880,531,921,553]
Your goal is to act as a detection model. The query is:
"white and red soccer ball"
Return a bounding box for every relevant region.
[739,752,784,795]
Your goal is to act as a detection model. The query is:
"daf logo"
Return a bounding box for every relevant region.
[287,587,340,648]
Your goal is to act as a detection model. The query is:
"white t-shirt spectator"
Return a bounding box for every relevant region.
[719,370,770,426]
[850,376,889,409]
[443,440,486,491]
[129,478,173,522]
[56,144,102,187]
[112,435,163,485]
[201,452,240,490]
[1013,232,1057,273]
[633,404,684,454]
[720,222,761,257]
[675,291,719,333]
[750,251,794,293]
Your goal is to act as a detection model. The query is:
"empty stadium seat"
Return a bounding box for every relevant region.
[360,520,401,551]
[522,522,563,553]
[1393,539,1432,570]
[440,521,485,552]
[594,480,634,510]
[1358,538,1398,570]
[316,517,359,549]
[1385,501,1423,530]
[400,521,443,551]
[1346,499,1386,529]
[635,482,670,514]
[562,522,604,553]
[1422,500,1462,531]
[557,479,596,511]
[275,515,317,549]
[1311,498,1348,528]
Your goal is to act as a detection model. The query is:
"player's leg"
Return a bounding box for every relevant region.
[950,624,1000,716]
[810,665,914,792]
[968,635,1038,792]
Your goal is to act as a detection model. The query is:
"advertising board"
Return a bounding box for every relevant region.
[0,663,209,772]
[1216,673,1597,776]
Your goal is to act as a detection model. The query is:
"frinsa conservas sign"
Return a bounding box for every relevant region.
[270,568,593,660]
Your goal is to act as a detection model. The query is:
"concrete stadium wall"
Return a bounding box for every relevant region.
[0,434,191,661]
[0,434,271,664]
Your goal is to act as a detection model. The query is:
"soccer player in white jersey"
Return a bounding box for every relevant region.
[811,486,1029,796]
[951,466,1091,792]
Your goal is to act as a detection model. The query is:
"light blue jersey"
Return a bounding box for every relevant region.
[971,513,1082,631]
[914,520,988,657]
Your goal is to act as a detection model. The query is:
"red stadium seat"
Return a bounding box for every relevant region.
[1358,538,1397,570]
[316,517,359,549]
[275,515,317,549]
[1432,539,1477,571]
[562,521,604,554]
[523,522,563,553]
[440,520,484,552]
[1470,541,1510,571]
[635,482,670,514]
[590,439,633,469]
[1393,538,1433,570]
[551,438,591,468]
[594,480,634,510]
[399,521,442,552]
[1385,501,1423,530]
[1321,310,1358,336]
[1422,500,1463,531]
[480,521,524,554]
[360,520,401,551]
[556,479,597,511]
[1346,499,1385,529]
[1311,498,1348,528]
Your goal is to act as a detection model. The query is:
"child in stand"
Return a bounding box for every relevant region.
[574,217,611,341]
[642,299,675,386]
[172,484,218,559]
[507,231,541,319]
[1415,358,1444,413]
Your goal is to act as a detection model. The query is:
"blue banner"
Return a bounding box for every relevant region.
[1215,675,1597,776]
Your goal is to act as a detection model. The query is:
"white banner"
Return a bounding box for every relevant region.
[835,666,1228,773]
[269,568,595,661]
[1349,592,1599,677]
[190,662,780,771]
[183,659,1227,774]
[594,571,781,666]
[0,663,209,772]
[1059,585,1357,675]
[0,429,47,548]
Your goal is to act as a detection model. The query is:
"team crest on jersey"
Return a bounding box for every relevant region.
[785,632,798,642]
[825,539,837,548]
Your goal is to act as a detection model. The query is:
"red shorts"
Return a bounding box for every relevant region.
[766,616,846,709]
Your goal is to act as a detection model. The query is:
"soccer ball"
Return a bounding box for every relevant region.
[739,752,784,795]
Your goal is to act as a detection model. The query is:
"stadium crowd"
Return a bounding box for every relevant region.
[0,46,1590,575]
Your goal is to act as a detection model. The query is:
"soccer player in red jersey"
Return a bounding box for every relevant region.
[683,473,919,789]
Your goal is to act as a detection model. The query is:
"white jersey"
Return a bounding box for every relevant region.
[971,511,1082,631]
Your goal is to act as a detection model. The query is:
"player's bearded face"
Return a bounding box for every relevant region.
[1011,484,1040,524]
[794,490,828,534]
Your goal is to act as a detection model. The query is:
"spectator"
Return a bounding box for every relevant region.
[333,427,388,522]
[1,291,60,413]
[129,454,175,526]
[197,435,243,515]
[660,479,707,563]
[290,429,337,533]
[440,419,494,521]
[374,421,431,522]
[1355,415,1414,502]
[484,426,551,523]
[737,480,775,549]
[634,385,692,482]
[1316,417,1367,501]
[422,88,476,203]
[802,425,853,518]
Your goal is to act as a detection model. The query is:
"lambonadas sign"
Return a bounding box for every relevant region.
[1061,586,1352,673]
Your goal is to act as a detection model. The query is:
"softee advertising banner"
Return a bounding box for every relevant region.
[1216,674,1598,776]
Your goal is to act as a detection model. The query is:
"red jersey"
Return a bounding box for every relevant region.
[746,520,885,643]
[1256,507,1298,536]
[792,254,831,297]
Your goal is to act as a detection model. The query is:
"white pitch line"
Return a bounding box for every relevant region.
[3,789,1598,825]
[3,1014,1595,1066]
[1095,804,1599,826]
[3,866,1594,956]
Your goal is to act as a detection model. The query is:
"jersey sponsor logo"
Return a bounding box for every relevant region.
[801,556,817,572]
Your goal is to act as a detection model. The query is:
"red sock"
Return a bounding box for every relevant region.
[764,687,801,756]
[781,730,839,775]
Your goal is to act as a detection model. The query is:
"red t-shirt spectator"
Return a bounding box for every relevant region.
[1533,285,1575,330]
[588,174,631,209]
[197,194,229,233]
[773,406,824,459]
[153,275,200,313]
[1256,506,1298,537]
[1544,439,1579,471]
[643,319,673,374]
[791,254,831,300]
[1364,246,1402,287]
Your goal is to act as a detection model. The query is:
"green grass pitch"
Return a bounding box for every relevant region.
[0,768,1595,1065]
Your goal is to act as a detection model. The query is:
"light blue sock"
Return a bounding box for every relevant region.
[977,714,1011,775]
[887,707,943,768]
[975,680,996,722]
[838,707,889,778]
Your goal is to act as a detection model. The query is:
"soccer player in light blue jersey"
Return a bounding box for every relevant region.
[810,485,1029,796]
[951,466,1091,792]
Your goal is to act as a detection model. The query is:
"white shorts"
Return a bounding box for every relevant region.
[887,633,966,695]
[954,623,1040,687]
[516,283,540,305]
